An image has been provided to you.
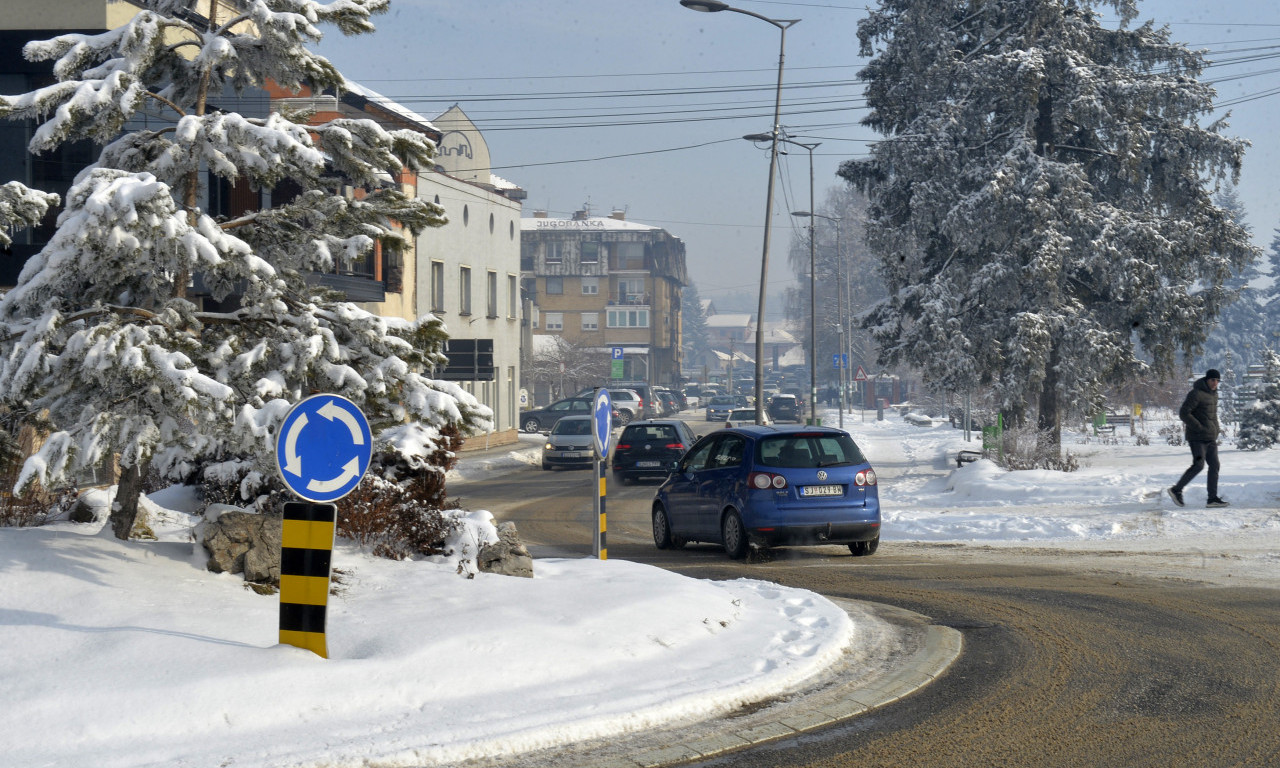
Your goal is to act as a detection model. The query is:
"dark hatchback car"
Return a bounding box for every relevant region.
[766,394,801,422]
[611,420,698,483]
[652,425,880,559]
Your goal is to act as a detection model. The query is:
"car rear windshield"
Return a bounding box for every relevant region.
[621,425,679,442]
[552,419,592,435]
[757,433,867,468]
[709,396,736,405]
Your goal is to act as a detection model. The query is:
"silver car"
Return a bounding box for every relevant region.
[541,415,596,470]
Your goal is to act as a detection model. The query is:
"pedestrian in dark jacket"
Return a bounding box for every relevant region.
[1169,369,1227,508]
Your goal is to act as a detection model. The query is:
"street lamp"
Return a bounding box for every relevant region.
[681,0,799,425]
[792,209,843,426]
[780,140,820,426]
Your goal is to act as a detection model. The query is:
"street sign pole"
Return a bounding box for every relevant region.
[273,394,373,659]
[591,388,613,560]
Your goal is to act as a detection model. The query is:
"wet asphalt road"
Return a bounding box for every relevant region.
[452,442,1280,767]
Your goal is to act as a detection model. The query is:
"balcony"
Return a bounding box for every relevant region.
[608,293,651,306]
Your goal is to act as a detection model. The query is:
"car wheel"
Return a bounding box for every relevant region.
[721,510,749,560]
[652,505,675,550]
[522,417,541,433]
[542,462,552,471]
[848,536,880,557]
[618,410,634,426]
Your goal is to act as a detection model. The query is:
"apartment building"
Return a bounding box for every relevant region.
[521,209,688,399]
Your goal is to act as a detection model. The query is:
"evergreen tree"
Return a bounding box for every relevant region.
[680,282,713,380]
[1194,186,1267,372]
[0,0,489,538]
[840,0,1258,447]
[1261,230,1280,339]
[1237,349,1280,450]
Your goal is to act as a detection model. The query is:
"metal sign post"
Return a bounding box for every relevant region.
[273,394,373,658]
[592,388,613,560]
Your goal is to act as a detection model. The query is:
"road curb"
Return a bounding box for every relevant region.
[479,599,962,768]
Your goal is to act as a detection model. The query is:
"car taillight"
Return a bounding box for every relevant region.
[750,472,787,490]
[855,469,878,486]
[615,443,631,450]
[665,443,685,450]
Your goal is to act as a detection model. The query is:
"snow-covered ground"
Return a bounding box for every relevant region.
[2,408,1277,768]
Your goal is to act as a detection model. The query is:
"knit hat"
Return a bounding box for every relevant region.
[1206,369,1221,381]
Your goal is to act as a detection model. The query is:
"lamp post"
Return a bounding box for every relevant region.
[681,0,799,425]
[792,207,841,428]
[780,140,820,426]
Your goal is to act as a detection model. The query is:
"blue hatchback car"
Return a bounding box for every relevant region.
[652,425,880,559]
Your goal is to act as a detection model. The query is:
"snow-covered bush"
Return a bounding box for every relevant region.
[1237,351,1280,451]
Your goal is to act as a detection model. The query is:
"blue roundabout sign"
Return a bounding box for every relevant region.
[274,394,373,502]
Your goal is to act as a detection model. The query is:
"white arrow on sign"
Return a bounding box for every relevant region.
[283,413,309,476]
[306,458,362,494]
[319,400,365,445]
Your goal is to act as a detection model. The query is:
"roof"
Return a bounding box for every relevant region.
[341,80,438,134]
[521,216,663,232]
[706,314,753,328]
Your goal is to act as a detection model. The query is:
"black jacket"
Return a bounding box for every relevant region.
[1179,377,1219,443]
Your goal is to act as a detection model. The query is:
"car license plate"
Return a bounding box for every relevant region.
[801,484,843,497]
[637,461,660,467]
[562,451,588,458]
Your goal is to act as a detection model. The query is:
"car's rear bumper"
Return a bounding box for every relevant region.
[749,521,880,546]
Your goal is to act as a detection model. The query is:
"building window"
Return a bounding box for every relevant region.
[545,312,564,331]
[487,270,498,318]
[581,241,599,264]
[607,308,649,328]
[546,276,563,295]
[617,242,645,270]
[581,313,599,331]
[616,277,646,305]
[459,266,472,315]
[430,260,445,311]
[545,242,564,264]
[581,277,599,295]
[508,274,518,318]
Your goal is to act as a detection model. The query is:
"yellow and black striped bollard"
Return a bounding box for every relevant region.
[279,501,337,658]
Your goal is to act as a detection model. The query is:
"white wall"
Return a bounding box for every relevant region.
[415,172,523,439]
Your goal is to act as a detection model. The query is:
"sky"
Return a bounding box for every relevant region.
[308,0,1280,316]
[4,408,1278,767]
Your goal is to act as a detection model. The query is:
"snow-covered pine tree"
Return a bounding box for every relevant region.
[1261,230,1280,337]
[0,0,489,538]
[680,282,713,375]
[1194,186,1268,373]
[1237,349,1280,450]
[0,182,58,247]
[840,0,1258,448]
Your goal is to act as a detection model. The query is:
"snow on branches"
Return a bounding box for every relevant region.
[0,0,487,531]
[841,0,1259,437]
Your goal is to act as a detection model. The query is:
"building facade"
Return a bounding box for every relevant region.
[521,209,688,402]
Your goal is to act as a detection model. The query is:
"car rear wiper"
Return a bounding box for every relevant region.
[816,460,854,467]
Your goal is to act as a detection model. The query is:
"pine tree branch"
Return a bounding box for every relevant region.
[143,90,187,118]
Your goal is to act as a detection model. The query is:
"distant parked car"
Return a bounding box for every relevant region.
[521,397,619,433]
[541,415,596,470]
[574,387,643,424]
[652,425,881,559]
[610,419,698,483]
[724,408,770,428]
[654,389,678,416]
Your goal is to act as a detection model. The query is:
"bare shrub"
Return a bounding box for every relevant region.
[995,424,1081,472]
[336,423,466,560]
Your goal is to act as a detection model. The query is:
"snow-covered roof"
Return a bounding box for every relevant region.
[490,173,520,191]
[706,313,752,328]
[522,216,661,232]
[342,80,438,134]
